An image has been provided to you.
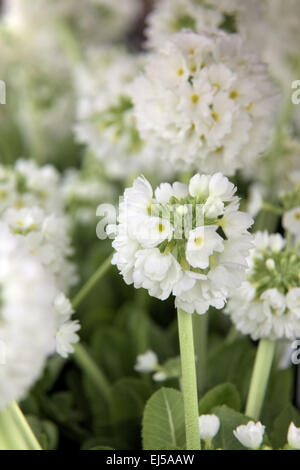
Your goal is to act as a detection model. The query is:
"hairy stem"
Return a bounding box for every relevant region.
[177,309,201,450]
[245,339,276,420]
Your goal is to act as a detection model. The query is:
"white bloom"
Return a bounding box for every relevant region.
[287,422,300,450]
[111,174,252,314]
[221,208,253,239]
[286,289,300,317]
[53,292,80,358]
[133,249,181,301]
[134,350,158,373]
[153,371,167,382]
[283,207,300,240]
[130,30,278,176]
[133,217,174,249]
[198,414,220,440]
[186,226,224,270]
[261,289,286,317]
[233,421,265,450]
[0,222,57,410]
[56,321,80,359]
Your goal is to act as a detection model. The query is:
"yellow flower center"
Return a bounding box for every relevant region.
[194,236,204,247]
[191,94,200,104]
[158,223,165,233]
[230,90,239,99]
[294,212,300,221]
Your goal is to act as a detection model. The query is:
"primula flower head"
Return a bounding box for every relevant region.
[109,173,253,315]
[0,222,56,410]
[226,231,300,340]
[130,30,278,176]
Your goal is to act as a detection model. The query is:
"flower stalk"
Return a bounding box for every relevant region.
[0,402,41,450]
[73,343,111,403]
[245,338,276,420]
[177,309,201,450]
[193,313,208,396]
[72,254,113,309]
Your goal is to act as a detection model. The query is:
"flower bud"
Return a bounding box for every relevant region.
[198,414,220,440]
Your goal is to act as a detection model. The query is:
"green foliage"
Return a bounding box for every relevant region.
[142,388,186,450]
[199,383,241,414]
[270,404,300,449]
[206,338,256,403]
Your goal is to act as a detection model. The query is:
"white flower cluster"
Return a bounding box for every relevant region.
[226,231,300,340]
[145,0,223,50]
[109,173,253,314]
[3,0,142,47]
[74,49,147,179]
[130,31,278,176]
[0,160,80,361]
[0,28,75,161]
[3,207,77,293]
[145,0,264,50]
[0,222,57,409]
[0,160,64,215]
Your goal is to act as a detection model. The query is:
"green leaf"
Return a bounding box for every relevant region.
[199,383,241,414]
[90,326,136,381]
[142,388,186,450]
[212,405,252,450]
[160,357,181,380]
[111,378,153,450]
[270,403,300,449]
[207,338,255,402]
[262,368,293,428]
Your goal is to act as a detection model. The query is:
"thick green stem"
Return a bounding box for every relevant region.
[245,339,276,420]
[73,343,110,402]
[0,402,41,450]
[193,313,208,396]
[72,254,113,309]
[177,309,201,450]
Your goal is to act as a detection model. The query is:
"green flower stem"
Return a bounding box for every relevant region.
[193,313,208,396]
[225,325,238,345]
[0,402,41,450]
[204,438,213,450]
[72,254,113,309]
[177,309,201,450]
[73,343,111,403]
[261,203,283,216]
[9,402,41,450]
[245,338,276,420]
